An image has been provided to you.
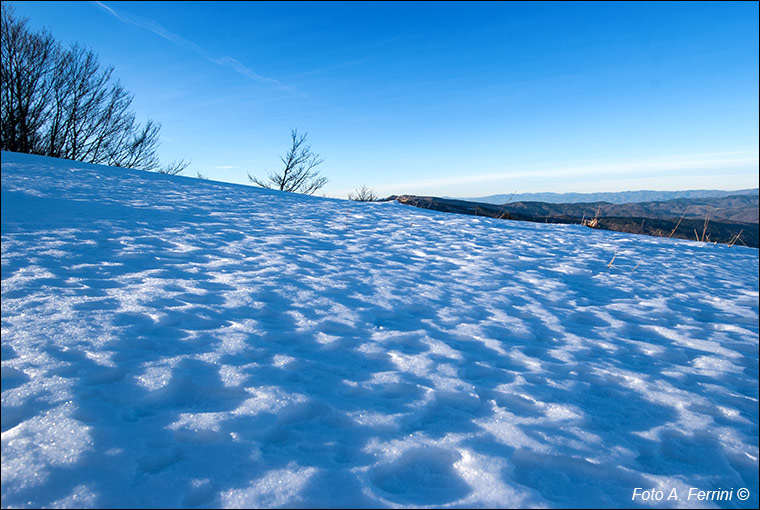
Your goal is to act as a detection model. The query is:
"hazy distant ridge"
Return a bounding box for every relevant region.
[396,192,759,246]
[460,188,759,205]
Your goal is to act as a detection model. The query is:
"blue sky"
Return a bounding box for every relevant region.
[6,1,759,198]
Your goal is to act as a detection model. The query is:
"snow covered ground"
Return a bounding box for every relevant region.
[1,151,758,509]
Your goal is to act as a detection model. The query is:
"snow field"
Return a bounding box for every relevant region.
[1,151,758,508]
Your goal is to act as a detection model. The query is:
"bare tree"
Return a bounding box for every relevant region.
[1,5,56,154]
[348,184,378,201]
[156,158,191,175]
[248,129,327,195]
[1,6,188,174]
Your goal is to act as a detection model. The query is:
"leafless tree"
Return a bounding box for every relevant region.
[1,6,56,154]
[155,158,191,175]
[348,184,378,201]
[248,129,327,195]
[1,6,188,174]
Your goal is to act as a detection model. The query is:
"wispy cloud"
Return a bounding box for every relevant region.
[375,151,760,192]
[378,30,415,46]
[93,1,294,92]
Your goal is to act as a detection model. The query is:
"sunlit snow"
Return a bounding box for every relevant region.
[1,151,758,508]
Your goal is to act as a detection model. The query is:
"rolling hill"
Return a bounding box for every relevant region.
[461,188,759,205]
[393,194,759,247]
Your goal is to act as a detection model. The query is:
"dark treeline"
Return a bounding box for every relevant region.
[0,5,187,174]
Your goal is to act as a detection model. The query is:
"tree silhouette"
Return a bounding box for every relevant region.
[248,129,327,195]
[348,184,378,201]
[1,6,187,174]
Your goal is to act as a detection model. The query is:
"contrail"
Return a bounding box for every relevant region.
[93,1,294,92]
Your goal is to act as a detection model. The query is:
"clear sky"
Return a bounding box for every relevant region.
[5,1,759,198]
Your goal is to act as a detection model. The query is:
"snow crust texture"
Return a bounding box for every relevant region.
[1,152,758,508]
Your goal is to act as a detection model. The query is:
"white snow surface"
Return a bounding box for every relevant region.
[1,151,758,509]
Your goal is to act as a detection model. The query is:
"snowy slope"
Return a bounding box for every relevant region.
[1,151,758,509]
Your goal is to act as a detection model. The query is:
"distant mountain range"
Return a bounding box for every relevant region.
[392,192,759,247]
[457,188,759,205]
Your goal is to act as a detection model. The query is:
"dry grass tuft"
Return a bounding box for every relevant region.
[668,206,689,239]
[583,205,601,228]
